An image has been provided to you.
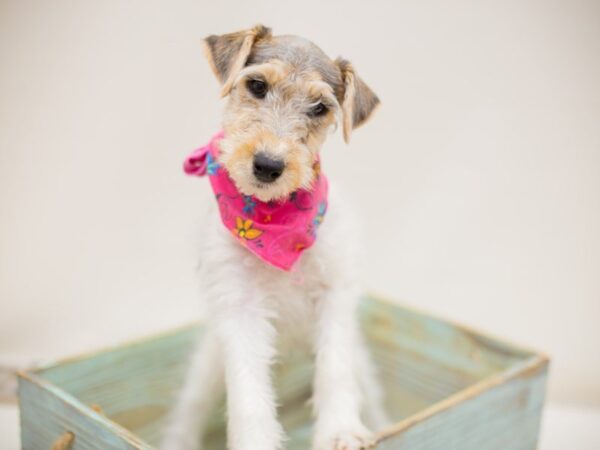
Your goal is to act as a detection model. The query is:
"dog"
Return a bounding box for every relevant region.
[162,25,386,450]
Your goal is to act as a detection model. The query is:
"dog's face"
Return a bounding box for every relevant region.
[203,26,379,202]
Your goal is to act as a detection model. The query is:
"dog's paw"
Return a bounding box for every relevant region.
[313,424,376,450]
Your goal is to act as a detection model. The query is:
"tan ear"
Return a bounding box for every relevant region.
[335,58,380,143]
[203,25,272,97]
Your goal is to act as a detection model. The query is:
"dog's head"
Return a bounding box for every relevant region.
[203,25,379,202]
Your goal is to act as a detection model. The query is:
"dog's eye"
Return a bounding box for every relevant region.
[308,102,328,118]
[247,79,268,99]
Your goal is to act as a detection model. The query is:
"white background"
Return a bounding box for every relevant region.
[1,0,599,447]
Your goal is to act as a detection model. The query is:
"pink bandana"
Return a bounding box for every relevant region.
[184,132,328,271]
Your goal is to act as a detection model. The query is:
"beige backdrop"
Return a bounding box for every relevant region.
[1,0,599,412]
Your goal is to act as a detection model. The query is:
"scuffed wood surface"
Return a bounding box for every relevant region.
[18,296,549,449]
[374,356,548,449]
[18,372,150,449]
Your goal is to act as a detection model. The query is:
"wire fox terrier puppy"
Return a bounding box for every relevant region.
[162,25,386,450]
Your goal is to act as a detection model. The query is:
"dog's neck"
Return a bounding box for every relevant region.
[184,132,329,271]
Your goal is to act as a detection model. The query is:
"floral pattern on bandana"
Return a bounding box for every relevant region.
[183,131,329,271]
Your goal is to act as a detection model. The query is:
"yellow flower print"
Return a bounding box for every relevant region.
[234,217,263,240]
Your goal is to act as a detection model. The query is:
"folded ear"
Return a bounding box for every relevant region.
[203,25,272,97]
[335,58,380,143]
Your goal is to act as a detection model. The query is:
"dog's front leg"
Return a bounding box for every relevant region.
[312,285,375,450]
[161,330,224,450]
[215,289,284,450]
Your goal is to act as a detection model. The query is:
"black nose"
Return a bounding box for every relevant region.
[253,152,285,183]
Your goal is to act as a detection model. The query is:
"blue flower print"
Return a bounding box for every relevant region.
[206,153,221,175]
[313,201,327,226]
[243,195,257,216]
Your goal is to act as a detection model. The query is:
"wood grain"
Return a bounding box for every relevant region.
[18,296,549,450]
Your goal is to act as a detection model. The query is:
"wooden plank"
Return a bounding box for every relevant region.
[18,371,151,450]
[360,297,534,376]
[359,297,539,419]
[374,356,549,449]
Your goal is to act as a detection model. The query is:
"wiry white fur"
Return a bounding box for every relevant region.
[164,27,384,449]
[161,185,388,450]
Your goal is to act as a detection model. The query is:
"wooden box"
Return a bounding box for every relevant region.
[18,296,549,449]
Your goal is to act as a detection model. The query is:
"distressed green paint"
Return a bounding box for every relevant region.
[18,373,151,450]
[380,364,547,450]
[18,296,549,449]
